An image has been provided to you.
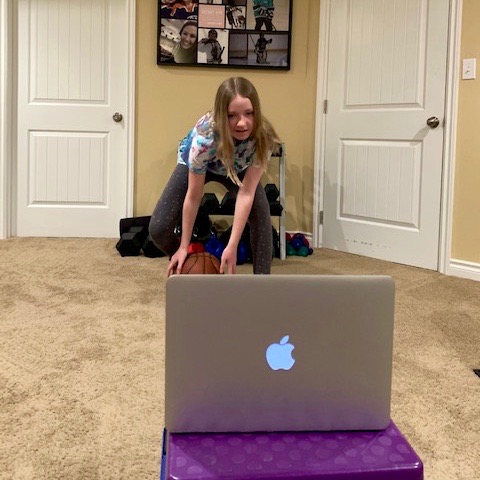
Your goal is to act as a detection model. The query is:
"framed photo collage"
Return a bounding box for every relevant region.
[158,0,292,70]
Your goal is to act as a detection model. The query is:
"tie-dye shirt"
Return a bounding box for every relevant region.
[177,111,259,175]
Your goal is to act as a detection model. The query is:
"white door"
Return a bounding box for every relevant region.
[16,0,133,237]
[322,0,449,269]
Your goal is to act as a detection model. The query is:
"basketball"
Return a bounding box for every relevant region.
[181,252,221,275]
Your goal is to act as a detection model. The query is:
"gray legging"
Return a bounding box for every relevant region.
[149,164,272,274]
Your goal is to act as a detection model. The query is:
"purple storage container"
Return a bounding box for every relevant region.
[161,421,423,480]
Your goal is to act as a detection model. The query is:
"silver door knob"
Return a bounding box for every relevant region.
[426,116,440,129]
[113,112,123,123]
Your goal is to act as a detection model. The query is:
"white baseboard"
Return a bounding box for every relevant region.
[448,259,480,282]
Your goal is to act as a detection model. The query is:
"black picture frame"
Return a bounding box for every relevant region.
[158,0,292,70]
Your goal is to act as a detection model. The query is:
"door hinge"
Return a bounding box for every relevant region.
[319,211,324,225]
[323,100,328,114]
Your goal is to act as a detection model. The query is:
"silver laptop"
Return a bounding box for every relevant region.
[165,274,394,433]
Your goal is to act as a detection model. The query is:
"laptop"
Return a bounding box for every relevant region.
[165,274,395,433]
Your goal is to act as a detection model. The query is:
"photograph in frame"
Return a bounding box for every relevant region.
[157,0,292,70]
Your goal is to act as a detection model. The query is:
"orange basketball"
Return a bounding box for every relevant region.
[181,252,221,274]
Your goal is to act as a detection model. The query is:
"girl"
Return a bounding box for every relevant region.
[149,77,281,275]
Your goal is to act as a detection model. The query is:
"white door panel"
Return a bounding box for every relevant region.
[339,141,421,227]
[16,0,131,237]
[323,0,449,269]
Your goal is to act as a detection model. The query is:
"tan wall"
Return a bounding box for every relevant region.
[135,0,320,234]
[452,0,480,263]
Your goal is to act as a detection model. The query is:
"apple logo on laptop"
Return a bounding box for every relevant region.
[266,335,295,370]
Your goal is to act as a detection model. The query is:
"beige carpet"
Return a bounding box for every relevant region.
[1,237,479,480]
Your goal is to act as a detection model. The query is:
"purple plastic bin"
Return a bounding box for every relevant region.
[161,421,423,480]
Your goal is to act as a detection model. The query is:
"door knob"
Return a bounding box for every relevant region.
[426,116,440,129]
[113,112,123,123]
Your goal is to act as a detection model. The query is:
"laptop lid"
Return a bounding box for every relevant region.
[165,274,394,433]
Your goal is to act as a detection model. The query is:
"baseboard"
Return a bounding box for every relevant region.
[448,259,480,282]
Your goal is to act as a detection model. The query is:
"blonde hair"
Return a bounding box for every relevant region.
[213,77,281,186]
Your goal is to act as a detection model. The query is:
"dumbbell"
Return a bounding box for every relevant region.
[272,226,280,259]
[218,225,253,264]
[264,183,282,216]
[116,225,149,257]
[175,205,212,243]
[237,240,248,265]
[201,193,220,214]
[204,233,224,260]
[264,183,279,202]
[269,202,283,216]
[141,235,166,258]
[220,192,236,215]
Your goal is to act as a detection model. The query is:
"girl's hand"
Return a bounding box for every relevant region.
[220,244,237,274]
[167,246,189,277]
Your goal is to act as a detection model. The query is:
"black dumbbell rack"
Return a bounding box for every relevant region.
[269,143,286,260]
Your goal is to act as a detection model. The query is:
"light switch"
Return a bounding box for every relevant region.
[462,58,476,80]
